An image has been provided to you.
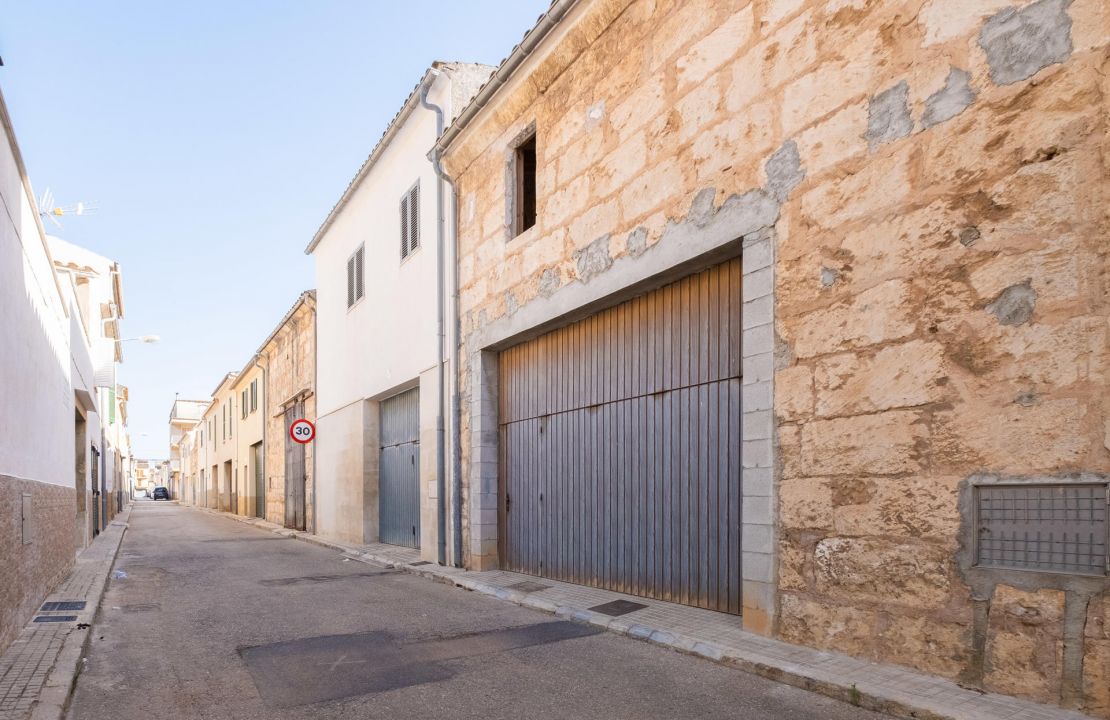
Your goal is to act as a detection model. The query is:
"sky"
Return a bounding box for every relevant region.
[1,1,549,458]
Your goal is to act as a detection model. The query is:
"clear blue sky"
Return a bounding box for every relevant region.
[1,1,548,458]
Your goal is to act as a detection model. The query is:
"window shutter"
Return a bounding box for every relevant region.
[347,256,355,307]
[400,192,410,259]
[355,246,364,301]
[409,184,419,251]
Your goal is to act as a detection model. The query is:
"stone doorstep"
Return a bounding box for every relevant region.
[194,506,1096,720]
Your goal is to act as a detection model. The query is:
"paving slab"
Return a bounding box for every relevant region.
[0,505,131,720]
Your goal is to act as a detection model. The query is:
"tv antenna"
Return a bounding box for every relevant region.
[38,188,98,229]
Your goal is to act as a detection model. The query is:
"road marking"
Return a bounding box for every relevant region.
[319,654,366,672]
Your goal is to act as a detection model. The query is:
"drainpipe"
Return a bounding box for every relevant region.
[419,72,448,566]
[311,304,317,535]
[425,108,464,568]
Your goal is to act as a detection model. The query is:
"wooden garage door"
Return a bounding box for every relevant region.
[499,258,742,614]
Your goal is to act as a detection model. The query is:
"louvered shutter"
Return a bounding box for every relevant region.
[347,255,355,307]
[355,246,364,301]
[400,192,410,259]
[409,184,419,251]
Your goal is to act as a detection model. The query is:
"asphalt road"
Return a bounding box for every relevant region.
[66,502,889,719]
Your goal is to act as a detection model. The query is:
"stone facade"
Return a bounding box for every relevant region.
[440,0,1108,713]
[0,477,75,656]
[259,292,317,531]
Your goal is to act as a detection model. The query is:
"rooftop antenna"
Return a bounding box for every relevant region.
[38,188,98,229]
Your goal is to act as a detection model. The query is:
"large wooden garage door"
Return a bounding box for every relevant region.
[499,258,742,614]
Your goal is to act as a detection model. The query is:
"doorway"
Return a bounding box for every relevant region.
[283,401,306,530]
[252,442,264,518]
[74,410,87,550]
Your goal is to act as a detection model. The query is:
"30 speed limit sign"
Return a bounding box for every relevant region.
[289,418,315,444]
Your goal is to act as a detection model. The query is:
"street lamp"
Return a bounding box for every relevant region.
[120,335,160,344]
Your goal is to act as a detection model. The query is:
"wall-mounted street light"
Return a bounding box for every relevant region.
[120,335,160,344]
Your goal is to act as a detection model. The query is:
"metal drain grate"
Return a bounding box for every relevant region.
[588,599,648,617]
[41,601,86,612]
[976,483,1108,575]
[34,615,77,623]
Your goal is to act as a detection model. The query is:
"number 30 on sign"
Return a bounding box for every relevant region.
[289,418,315,444]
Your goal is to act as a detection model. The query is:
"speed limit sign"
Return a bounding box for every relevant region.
[289,418,315,444]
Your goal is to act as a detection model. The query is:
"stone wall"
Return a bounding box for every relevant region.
[261,295,317,531]
[441,0,1108,712]
[0,477,75,656]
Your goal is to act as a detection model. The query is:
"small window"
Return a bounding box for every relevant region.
[400,182,420,260]
[514,132,537,236]
[250,379,258,413]
[975,483,1108,576]
[346,245,364,308]
[241,390,248,419]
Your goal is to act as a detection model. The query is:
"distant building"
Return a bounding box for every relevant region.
[169,398,208,500]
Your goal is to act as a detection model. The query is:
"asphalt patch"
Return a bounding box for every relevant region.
[240,620,601,707]
[201,536,293,543]
[258,571,390,586]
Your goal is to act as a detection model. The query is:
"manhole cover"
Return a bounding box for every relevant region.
[589,599,648,617]
[507,581,552,593]
[240,621,600,708]
[34,615,77,623]
[41,601,86,612]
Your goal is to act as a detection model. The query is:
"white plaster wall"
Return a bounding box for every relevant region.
[312,73,461,545]
[0,121,73,488]
[314,75,454,416]
[314,400,374,544]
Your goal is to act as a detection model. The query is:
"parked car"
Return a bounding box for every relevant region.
[152,487,170,500]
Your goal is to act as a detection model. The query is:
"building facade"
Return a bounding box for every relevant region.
[438,0,1108,715]
[204,373,239,513]
[307,63,491,556]
[232,362,265,517]
[257,291,316,530]
[0,87,129,656]
[169,398,208,501]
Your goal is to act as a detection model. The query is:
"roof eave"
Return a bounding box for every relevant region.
[304,68,439,255]
[435,0,581,156]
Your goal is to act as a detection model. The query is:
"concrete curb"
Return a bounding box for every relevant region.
[193,505,1093,720]
[29,503,133,720]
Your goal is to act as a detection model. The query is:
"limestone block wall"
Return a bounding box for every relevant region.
[261,295,316,531]
[441,0,1108,712]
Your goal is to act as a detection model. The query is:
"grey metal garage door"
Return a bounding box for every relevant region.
[379,388,420,548]
[499,258,742,614]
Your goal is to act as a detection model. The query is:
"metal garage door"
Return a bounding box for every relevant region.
[499,258,742,614]
[379,388,420,548]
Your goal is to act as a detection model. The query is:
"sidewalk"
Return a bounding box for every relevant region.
[0,504,131,720]
[196,505,1094,720]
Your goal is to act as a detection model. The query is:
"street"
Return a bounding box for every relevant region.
[67,503,887,720]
